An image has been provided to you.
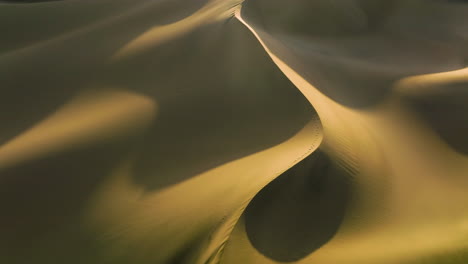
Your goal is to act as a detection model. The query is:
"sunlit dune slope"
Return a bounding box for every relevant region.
[0,0,467,264]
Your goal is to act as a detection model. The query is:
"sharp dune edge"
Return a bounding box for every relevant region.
[0,0,467,264]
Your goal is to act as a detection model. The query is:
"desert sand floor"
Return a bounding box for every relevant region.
[0,0,467,264]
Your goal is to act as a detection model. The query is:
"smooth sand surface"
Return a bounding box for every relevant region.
[1,0,467,263]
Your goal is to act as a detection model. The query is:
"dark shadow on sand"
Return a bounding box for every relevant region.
[244,150,353,262]
[241,0,465,108]
[0,0,209,148]
[109,19,316,191]
[402,82,468,155]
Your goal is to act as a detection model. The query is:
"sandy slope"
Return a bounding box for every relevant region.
[0,1,320,263]
[0,0,467,263]
[220,1,468,264]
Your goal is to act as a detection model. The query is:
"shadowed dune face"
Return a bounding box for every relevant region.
[0,0,312,192]
[411,93,468,155]
[240,0,467,108]
[0,0,210,148]
[398,76,468,155]
[231,1,468,263]
[1,0,61,2]
[242,0,397,35]
[104,19,315,190]
[0,0,210,53]
[244,150,352,262]
[0,1,319,262]
[242,0,468,37]
[1,0,468,264]
[0,140,133,257]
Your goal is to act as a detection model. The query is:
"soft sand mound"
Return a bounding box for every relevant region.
[0,0,467,263]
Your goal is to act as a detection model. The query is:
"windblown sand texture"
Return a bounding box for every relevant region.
[0,0,467,263]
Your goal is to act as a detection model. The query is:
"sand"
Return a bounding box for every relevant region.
[0,0,467,263]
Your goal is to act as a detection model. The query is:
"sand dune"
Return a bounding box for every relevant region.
[0,0,467,263]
